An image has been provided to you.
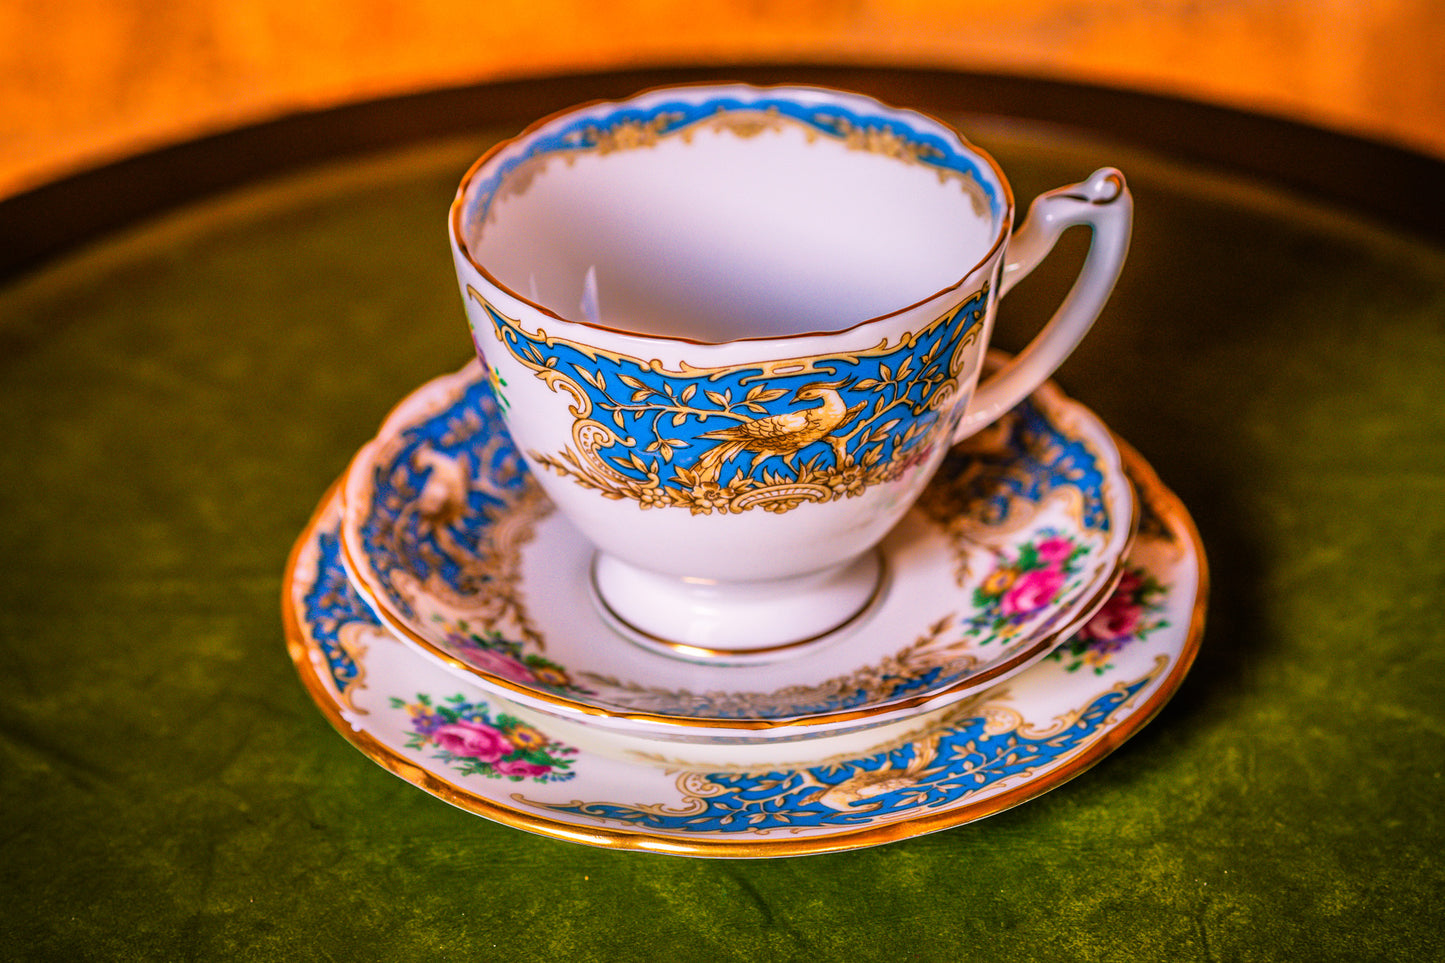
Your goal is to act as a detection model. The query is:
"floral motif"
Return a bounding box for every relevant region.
[393,693,577,782]
[1050,566,1170,673]
[966,530,1087,641]
[433,617,592,696]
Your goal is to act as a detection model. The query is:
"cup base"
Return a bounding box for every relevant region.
[589,550,888,665]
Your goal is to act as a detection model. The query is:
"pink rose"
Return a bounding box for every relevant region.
[1114,568,1144,595]
[1079,594,1142,642]
[465,648,538,685]
[1035,537,1076,565]
[432,720,513,762]
[494,757,552,779]
[1001,567,1065,616]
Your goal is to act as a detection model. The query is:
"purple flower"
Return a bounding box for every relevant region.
[409,711,446,736]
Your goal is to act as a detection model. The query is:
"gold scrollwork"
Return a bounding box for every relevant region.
[470,287,989,517]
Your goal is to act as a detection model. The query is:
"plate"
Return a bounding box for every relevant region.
[289,438,1200,856]
[339,358,1136,740]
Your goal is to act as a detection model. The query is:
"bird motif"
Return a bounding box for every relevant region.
[808,731,943,812]
[691,379,867,483]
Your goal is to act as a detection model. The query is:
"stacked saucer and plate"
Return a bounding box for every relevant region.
[282,84,1206,857]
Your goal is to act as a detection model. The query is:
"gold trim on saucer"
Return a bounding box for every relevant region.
[335,359,1138,735]
[282,436,1206,857]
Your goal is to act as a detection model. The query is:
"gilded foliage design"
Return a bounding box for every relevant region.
[533,671,1156,832]
[473,286,987,515]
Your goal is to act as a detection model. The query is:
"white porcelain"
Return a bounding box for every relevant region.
[338,357,1135,743]
[290,440,1203,857]
[449,83,1133,654]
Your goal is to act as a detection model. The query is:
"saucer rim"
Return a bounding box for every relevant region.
[285,436,1205,857]
[337,356,1139,734]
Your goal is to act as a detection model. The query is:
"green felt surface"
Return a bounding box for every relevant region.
[1,115,1443,962]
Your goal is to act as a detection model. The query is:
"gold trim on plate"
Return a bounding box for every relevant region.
[282,436,1205,857]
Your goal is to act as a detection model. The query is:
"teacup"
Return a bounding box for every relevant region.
[449,83,1131,661]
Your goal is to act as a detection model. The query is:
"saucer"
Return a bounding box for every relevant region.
[339,358,1136,740]
[287,440,1203,857]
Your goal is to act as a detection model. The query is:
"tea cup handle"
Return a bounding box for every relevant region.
[953,167,1132,438]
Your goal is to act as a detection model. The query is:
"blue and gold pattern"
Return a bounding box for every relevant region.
[349,365,1121,720]
[921,403,1110,532]
[356,381,544,633]
[463,94,1002,238]
[532,672,1156,832]
[299,510,1170,835]
[302,529,381,708]
[472,286,988,515]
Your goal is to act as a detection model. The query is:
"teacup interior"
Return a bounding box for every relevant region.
[469,117,999,342]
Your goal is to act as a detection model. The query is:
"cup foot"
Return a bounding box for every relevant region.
[589,551,887,665]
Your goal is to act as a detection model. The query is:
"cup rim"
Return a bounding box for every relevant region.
[449,81,1017,348]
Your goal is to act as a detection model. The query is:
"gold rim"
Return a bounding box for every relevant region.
[282,438,1206,857]
[587,548,890,661]
[341,520,1127,732]
[448,81,1015,348]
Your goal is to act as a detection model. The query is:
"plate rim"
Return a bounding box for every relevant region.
[283,433,1206,858]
